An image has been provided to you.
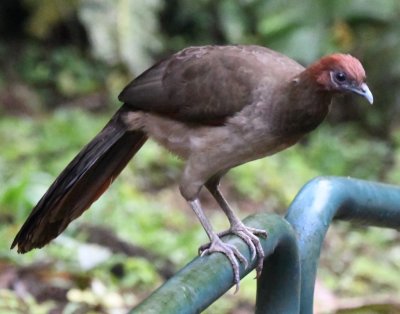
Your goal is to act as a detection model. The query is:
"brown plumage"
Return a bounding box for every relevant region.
[11,45,372,289]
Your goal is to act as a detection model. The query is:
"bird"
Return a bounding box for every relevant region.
[11,45,373,289]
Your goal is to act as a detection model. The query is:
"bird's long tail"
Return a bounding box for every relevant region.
[11,104,147,253]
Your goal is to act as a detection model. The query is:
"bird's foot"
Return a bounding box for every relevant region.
[199,236,248,292]
[227,223,267,278]
[201,222,267,279]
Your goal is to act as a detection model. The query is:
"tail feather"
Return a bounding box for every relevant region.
[11,105,147,253]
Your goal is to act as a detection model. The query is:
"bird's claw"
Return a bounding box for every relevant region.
[228,223,267,278]
[218,224,267,264]
[199,236,247,292]
[199,223,267,290]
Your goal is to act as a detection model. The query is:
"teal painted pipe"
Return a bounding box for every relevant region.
[129,213,300,314]
[285,176,400,314]
[255,217,300,314]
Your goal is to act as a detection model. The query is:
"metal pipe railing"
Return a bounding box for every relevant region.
[129,176,400,313]
[129,213,300,314]
[285,176,400,314]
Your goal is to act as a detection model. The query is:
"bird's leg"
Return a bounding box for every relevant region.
[188,198,247,290]
[204,178,267,278]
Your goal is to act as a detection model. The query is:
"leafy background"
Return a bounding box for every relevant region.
[1,0,400,313]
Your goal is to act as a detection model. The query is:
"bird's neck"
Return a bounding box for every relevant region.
[269,72,333,136]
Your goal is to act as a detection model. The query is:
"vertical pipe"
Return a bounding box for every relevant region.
[285,176,400,314]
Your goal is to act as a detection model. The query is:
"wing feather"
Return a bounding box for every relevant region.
[118,45,278,124]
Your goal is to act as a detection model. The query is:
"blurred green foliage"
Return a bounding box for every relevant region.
[1,0,400,313]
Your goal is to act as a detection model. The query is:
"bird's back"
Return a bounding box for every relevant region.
[119,45,305,125]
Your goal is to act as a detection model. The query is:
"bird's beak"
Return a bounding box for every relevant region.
[349,82,374,105]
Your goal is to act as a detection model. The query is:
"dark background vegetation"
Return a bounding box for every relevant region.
[1,0,400,313]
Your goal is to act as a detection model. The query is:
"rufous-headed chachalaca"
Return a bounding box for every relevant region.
[12,45,373,289]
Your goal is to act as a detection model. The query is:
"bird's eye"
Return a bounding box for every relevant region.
[334,72,347,83]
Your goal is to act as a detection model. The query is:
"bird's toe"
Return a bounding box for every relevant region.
[199,236,248,291]
[228,223,267,277]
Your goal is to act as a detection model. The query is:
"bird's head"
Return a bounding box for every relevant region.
[307,53,373,104]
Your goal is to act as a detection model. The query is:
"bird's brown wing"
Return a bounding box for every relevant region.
[119,45,281,124]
